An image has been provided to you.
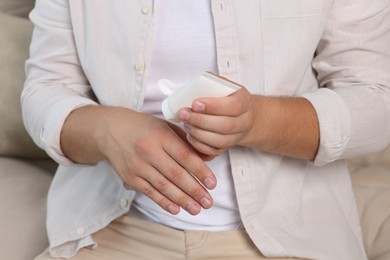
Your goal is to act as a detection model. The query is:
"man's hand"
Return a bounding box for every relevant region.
[61,106,217,216]
[177,80,319,161]
[177,87,257,157]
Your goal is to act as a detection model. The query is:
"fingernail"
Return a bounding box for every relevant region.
[178,110,190,121]
[188,203,200,215]
[200,197,212,209]
[168,204,179,215]
[193,101,205,112]
[204,177,216,189]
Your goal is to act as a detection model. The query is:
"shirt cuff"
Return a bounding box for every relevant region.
[301,88,351,166]
[49,235,96,259]
[40,96,97,166]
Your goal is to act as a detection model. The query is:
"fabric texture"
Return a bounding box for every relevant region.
[350,165,390,260]
[0,157,54,260]
[0,0,35,17]
[134,0,242,232]
[21,1,390,259]
[35,214,306,260]
[0,1,388,260]
[0,12,47,158]
[0,3,56,260]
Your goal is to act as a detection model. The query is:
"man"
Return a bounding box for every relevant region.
[23,0,390,259]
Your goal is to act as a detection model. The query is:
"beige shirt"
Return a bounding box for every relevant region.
[22,0,390,259]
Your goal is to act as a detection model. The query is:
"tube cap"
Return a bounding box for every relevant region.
[161,99,177,121]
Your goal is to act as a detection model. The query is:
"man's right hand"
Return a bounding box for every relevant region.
[61,105,216,215]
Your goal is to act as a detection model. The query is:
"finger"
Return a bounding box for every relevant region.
[162,139,217,191]
[184,124,240,151]
[180,110,246,134]
[145,166,207,215]
[168,120,214,160]
[191,89,248,116]
[131,124,216,211]
[186,133,225,157]
[114,141,207,215]
[123,160,205,215]
[152,152,214,212]
[131,176,181,215]
[120,164,182,215]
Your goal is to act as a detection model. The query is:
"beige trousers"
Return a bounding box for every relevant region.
[36,214,306,260]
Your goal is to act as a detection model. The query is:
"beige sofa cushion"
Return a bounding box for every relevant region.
[349,147,390,169]
[0,157,55,260]
[351,165,390,260]
[0,0,35,18]
[0,12,48,158]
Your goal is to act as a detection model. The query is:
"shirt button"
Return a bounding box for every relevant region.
[237,168,245,180]
[135,62,145,71]
[76,227,86,236]
[120,198,129,208]
[142,5,152,15]
[40,128,45,139]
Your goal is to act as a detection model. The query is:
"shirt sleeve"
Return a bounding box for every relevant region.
[302,0,390,166]
[21,0,98,165]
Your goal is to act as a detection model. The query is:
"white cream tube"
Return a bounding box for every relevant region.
[158,72,241,122]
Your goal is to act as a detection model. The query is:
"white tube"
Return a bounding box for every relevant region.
[158,72,241,122]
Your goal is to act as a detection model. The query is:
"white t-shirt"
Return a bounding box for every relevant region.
[133,0,243,231]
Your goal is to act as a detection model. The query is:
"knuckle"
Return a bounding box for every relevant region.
[142,185,156,198]
[134,139,153,156]
[177,148,192,162]
[123,174,138,187]
[167,167,184,181]
[221,121,235,133]
[193,114,205,128]
[154,178,170,193]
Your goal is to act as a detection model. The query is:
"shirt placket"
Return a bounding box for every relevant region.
[211,0,240,83]
[134,0,156,111]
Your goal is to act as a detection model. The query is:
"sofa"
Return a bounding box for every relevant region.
[0,2,58,260]
[0,2,389,260]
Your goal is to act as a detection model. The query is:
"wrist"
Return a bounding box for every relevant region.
[61,105,111,163]
[238,95,272,149]
[238,95,319,160]
[92,106,134,161]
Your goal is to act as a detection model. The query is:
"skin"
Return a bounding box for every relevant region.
[61,79,319,216]
[177,80,319,161]
[61,106,216,216]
